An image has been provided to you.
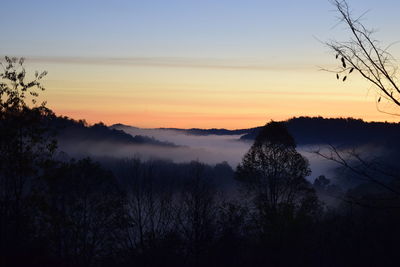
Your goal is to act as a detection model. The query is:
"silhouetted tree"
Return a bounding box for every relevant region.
[236,122,320,265]
[326,0,400,114]
[175,161,217,267]
[213,200,250,267]
[0,56,55,265]
[236,122,320,224]
[35,159,126,267]
[122,158,177,266]
[313,175,330,190]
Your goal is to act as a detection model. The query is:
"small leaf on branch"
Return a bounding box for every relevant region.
[343,76,347,81]
[336,74,339,79]
[378,97,381,102]
[341,57,346,68]
[349,68,354,73]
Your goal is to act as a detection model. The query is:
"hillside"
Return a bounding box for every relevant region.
[240,117,400,147]
[52,117,178,147]
[114,117,400,147]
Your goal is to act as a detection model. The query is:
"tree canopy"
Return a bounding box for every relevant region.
[236,122,319,223]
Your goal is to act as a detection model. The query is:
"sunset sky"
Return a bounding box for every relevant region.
[2,0,400,128]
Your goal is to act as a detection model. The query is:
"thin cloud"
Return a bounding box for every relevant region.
[7,55,316,71]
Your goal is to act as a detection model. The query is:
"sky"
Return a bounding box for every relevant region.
[2,0,400,128]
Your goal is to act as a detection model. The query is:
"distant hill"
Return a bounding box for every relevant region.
[52,117,178,147]
[240,117,400,147]
[113,116,400,147]
[157,127,250,136]
[112,124,250,136]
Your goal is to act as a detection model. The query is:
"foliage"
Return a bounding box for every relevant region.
[0,57,56,266]
[236,122,320,225]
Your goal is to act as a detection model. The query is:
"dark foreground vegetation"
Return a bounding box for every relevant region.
[2,57,400,267]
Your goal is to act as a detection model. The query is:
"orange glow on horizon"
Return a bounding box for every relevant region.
[33,61,400,129]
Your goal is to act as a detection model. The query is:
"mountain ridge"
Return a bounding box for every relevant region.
[112,116,400,147]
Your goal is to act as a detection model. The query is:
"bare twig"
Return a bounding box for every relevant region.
[326,0,400,113]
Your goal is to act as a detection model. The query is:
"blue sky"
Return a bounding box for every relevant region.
[3,0,399,59]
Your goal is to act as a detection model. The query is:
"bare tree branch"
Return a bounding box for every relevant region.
[326,0,400,112]
[314,144,400,197]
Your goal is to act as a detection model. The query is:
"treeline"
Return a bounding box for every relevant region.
[241,116,400,147]
[51,116,178,147]
[43,114,400,151]
[2,150,400,266]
